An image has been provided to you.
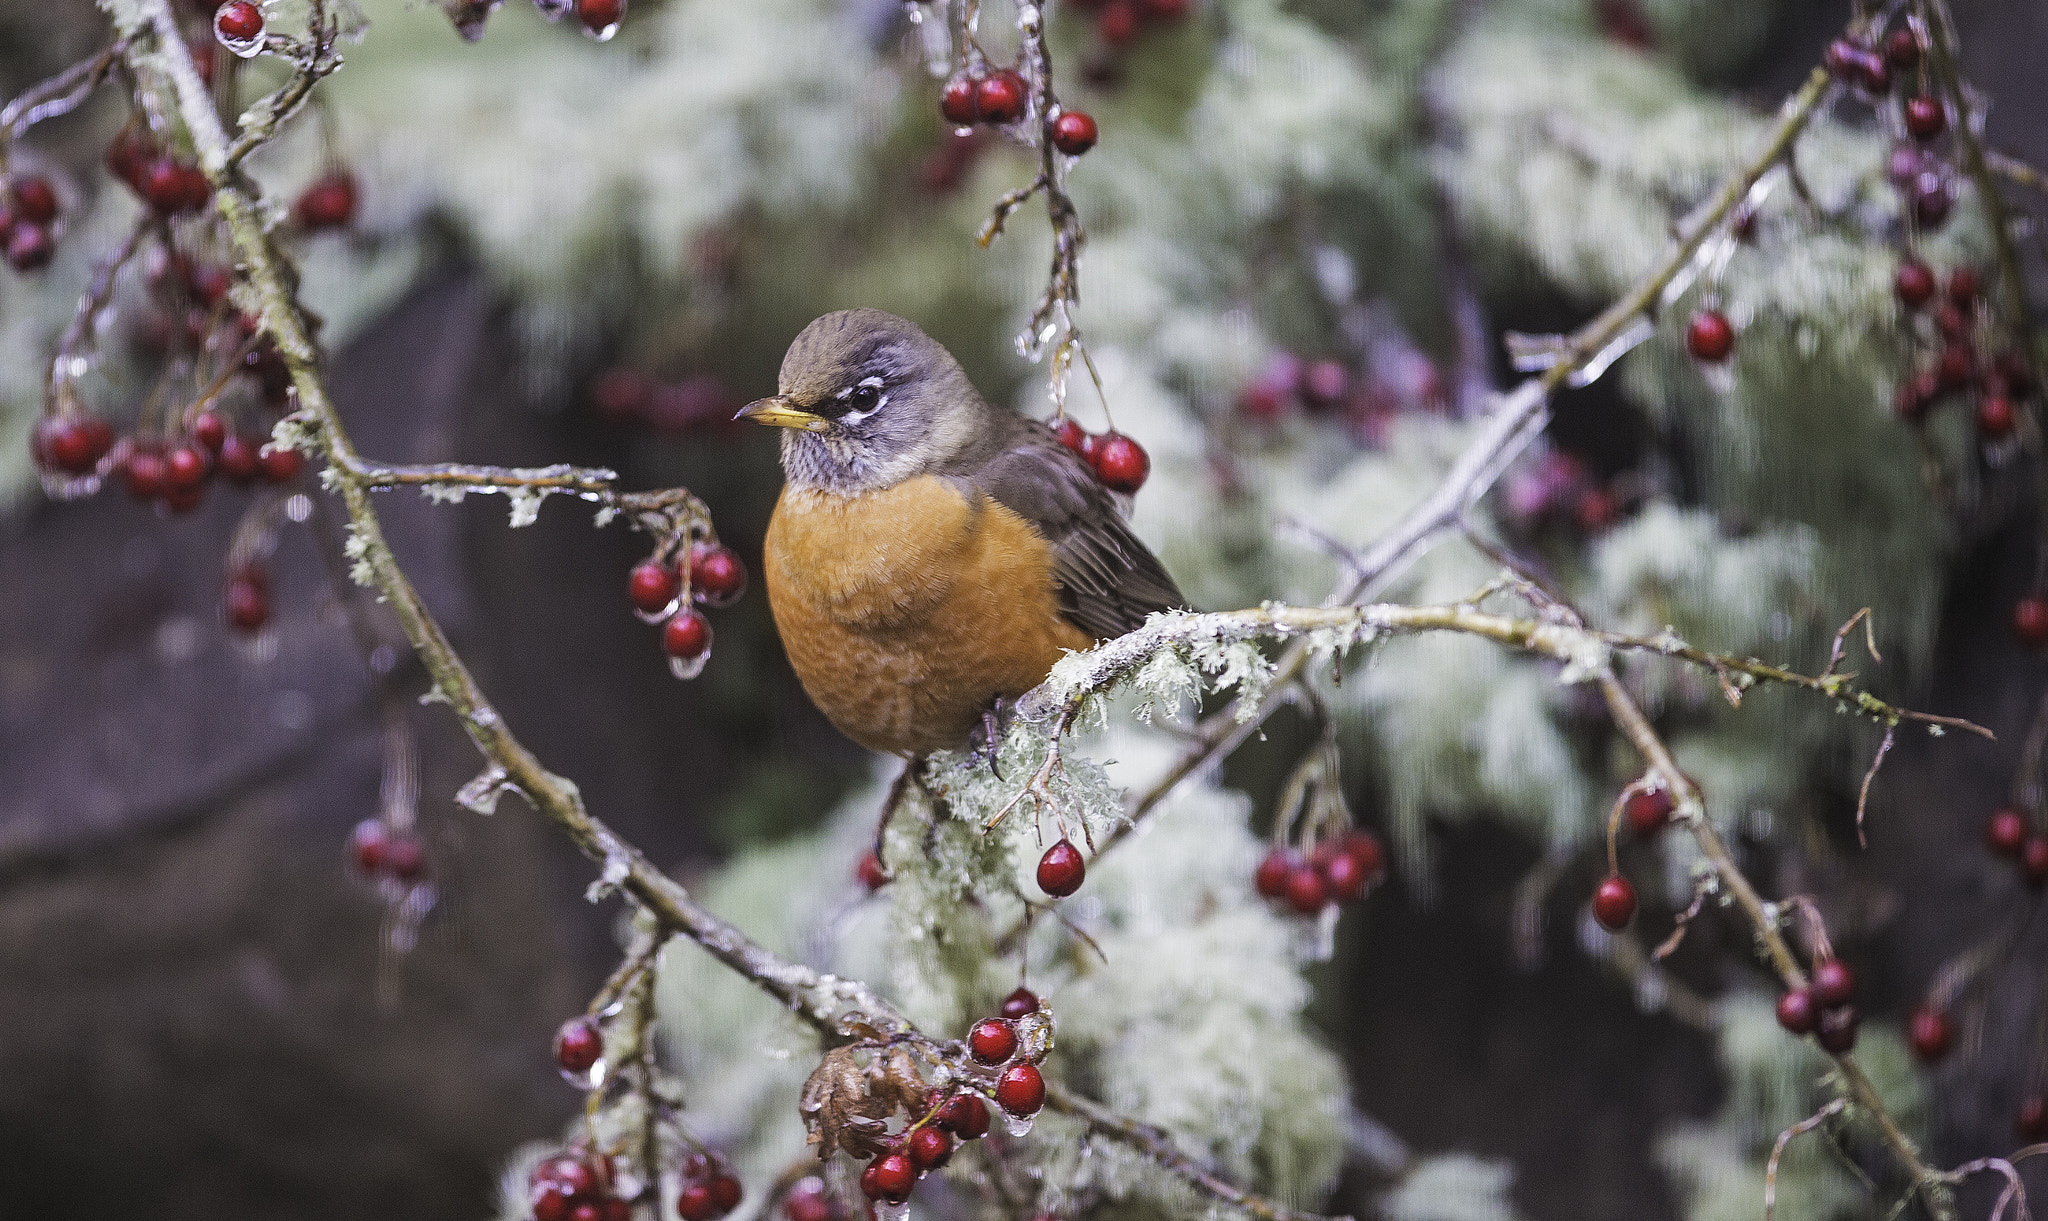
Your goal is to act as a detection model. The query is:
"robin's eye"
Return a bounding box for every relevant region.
[846,383,881,413]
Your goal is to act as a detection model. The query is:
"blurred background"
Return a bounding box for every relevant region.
[2,0,2046,1218]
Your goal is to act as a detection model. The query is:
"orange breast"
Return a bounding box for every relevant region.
[763,477,1095,756]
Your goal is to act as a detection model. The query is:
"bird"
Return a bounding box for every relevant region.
[739,308,1184,758]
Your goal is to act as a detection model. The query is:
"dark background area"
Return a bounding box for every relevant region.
[4,2,2047,1219]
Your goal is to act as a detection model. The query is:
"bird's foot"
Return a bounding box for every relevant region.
[971,697,1013,779]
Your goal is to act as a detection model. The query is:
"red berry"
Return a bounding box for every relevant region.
[348,818,390,874]
[37,415,114,475]
[1321,847,1367,903]
[190,262,233,306]
[1903,95,1946,140]
[1283,864,1327,915]
[1037,837,1085,897]
[994,1063,1045,1115]
[862,1153,915,1202]
[907,1124,952,1170]
[969,1017,1019,1064]
[1936,302,1969,340]
[1000,987,1040,1020]
[677,1182,719,1221]
[1811,958,1856,1008]
[2024,836,2048,888]
[219,433,262,484]
[1301,358,1348,408]
[1775,987,1817,1035]
[1938,343,1977,390]
[1894,259,1936,308]
[1908,1004,1954,1063]
[936,1092,990,1138]
[555,1016,603,1072]
[577,0,622,33]
[215,0,263,40]
[1988,807,2029,857]
[1950,267,1981,305]
[690,542,747,607]
[259,443,304,483]
[975,70,1028,126]
[121,448,167,499]
[1098,0,1139,45]
[9,175,57,224]
[1979,395,2017,439]
[190,410,228,452]
[1824,40,1890,92]
[293,171,358,231]
[856,849,888,891]
[1049,110,1098,156]
[1053,417,1088,455]
[1625,785,1675,835]
[2020,1096,2048,1141]
[940,73,980,126]
[1684,310,1734,362]
[628,561,680,615]
[1091,431,1150,493]
[784,1183,832,1221]
[1591,874,1636,931]
[1914,172,1953,228]
[1141,0,1188,18]
[709,1173,742,1214]
[164,444,210,492]
[6,222,53,271]
[1254,849,1294,900]
[224,575,270,631]
[2015,596,2048,647]
[1816,1006,1860,1054]
[600,1201,631,1221]
[664,608,713,660]
[533,1184,575,1221]
[1342,830,1384,880]
[383,834,424,880]
[1883,28,1921,71]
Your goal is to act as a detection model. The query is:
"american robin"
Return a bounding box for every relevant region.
[739,308,1184,757]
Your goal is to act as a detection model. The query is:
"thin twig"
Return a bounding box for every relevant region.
[1766,1100,1850,1221]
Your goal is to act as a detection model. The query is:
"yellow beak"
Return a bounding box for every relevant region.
[737,395,831,432]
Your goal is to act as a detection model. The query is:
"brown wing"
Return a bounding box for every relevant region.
[948,423,1185,641]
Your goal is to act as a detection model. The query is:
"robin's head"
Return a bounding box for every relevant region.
[739,309,990,494]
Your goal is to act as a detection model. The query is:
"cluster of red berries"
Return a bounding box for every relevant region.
[1502,449,1633,538]
[1985,805,2048,887]
[1892,262,2033,436]
[860,999,1046,1208]
[587,368,738,435]
[627,541,746,677]
[528,1149,637,1221]
[106,127,213,216]
[348,818,428,884]
[292,169,359,232]
[1066,0,1187,53]
[1590,786,1679,932]
[1233,349,1447,448]
[46,408,304,513]
[1774,958,1863,1054]
[940,69,1029,129]
[1254,829,1385,917]
[1824,25,1965,231]
[674,1152,745,1221]
[1051,417,1150,493]
[0,174,61,272]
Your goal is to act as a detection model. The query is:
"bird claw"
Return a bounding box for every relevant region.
[972,699,1011,779]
